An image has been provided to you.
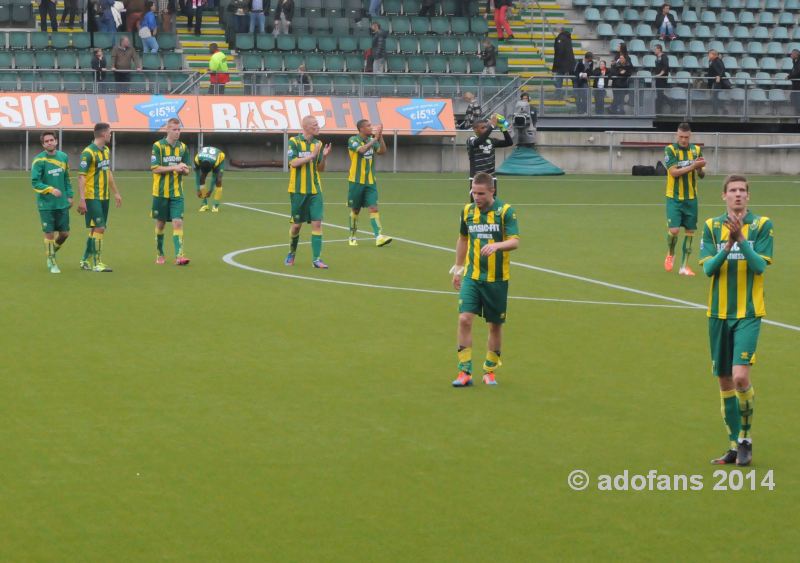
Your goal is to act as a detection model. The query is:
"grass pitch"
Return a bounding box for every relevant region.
[1,171,798,561]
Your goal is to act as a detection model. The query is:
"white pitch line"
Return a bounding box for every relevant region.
[228,201,800,208]
[222,241,697,310]
[224,202,800,333]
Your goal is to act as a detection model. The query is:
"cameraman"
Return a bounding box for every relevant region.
[466,114,513,196]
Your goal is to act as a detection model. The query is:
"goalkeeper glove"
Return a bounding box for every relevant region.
[496,114,509,132]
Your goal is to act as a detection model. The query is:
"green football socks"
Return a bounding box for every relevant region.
[83,236,94,261]
[720,389,741,450]
[311,230,323,261]
[92,232,104,265]
[457,346,473,374]
[681,233,694,268]
[736,385,755,441]
[173,227,184,257]
[370,211,382,237]
[156,226,165,256]
[667,232,678,255]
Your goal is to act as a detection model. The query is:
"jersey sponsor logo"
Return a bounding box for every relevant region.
[97,159,110,169]
[161,155,183,165]
[47,168,62,177]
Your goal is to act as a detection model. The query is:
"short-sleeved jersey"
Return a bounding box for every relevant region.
[31,150,72,210]
[151,138,190,198]
[287,135,323,194]
[664,143,703,200]
[78,142,111,200]
[194,146,226,171]
[699,211,774,319]
[459,199,520,282]
[348,135,377,186]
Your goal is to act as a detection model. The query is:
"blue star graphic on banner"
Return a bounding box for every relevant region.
[134,96,186,131]
[396,100,446,135]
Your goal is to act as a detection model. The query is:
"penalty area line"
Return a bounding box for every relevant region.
[224,203,800,332]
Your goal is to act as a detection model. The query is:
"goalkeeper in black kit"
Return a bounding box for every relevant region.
[466,113,513,196]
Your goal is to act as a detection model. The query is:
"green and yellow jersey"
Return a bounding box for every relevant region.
[287,135,323,194]
[31,150,72,210]
[78,142,111,200]
[459,199,519,282]
[347,135,377,186]
[665,143,703,200]
[151,138,190,198]
[699,211,774,319]
[194,146,226,171]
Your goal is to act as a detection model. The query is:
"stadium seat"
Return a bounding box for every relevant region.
[331,17,350,36]
[276,35,296,51]
[766,42,784,56]
[752,27,770,40]
[297,35,316,52]
[72,32,92,50]
[623,8,640,22]
[754,72,771,88]
[438,75,458,96]
[338,36,358,52]
[450,17,470,35]
[757,13,775,26]
[410,16,429,34]
[470,16,488,35]
[63,71,87,92]
[740,56,758,71]
[408,54,427,73]
[301,0,323,17]
[603,8,622,22]
[78,51,93,69]
[629,38,647,53]
[318,36,337,52]
[11,2,32,24]
[719,11,736,25]
[291,16,308,34]
[642,9,657,22]
[387,54,406,72]
[672,70,692,87]
[51,33,71,50]
[733,71,752,87]
[584,8,601,22]
[748,42,765,56]
[681,10,698,24]
[427,54,448,73]
[714,26,731,40]
[794,28,800,41]
[325,54,345,72]
[695,25,712,39]
[94,32,114,50]
[723,56,739,70]
[383,0,402,15]
[310,16,330,34]
[331,74,354,95]
[634,24,651,37]
[439,36,458,55]
[772,27,790,42]
[681,55,701,70]
[708,40,725,53]
[761,57,778,71]
[284,53,304,70]
[469,57,484,74]
[345,53,365,72]
[39,74,62,92]
[700,11,716,25]
[236,33,255,51]
[254,34,274,51]
[675,24,692,37]
[597,23,614,38]
[385,36,398,54]
[785,0,800,8]
[9,31,27,50]
[732,26,749,40]
[689,40,706,54]
[391,16,411,34]
[745,0,760,8]
[375,75,396,96]
[430,17,450,35]
[768,88,787,102]
[419,75,438,96]
[777,13,795,27]
[241,53,263,71]
[305,53,325,72]
[419,36,438,54]
[749,88,768,104]
[399,36,418,54]
[57,51,77,70]
[0,5,9,25]
[163,53,182,70]
[404,0,422,15]
[0,52,12,69]
[460,36,479,54]
[159,33,177,51]
[667,54,680,68]
[263,53,282,71]
[641,54,656,68]
[15,51,36,69]
[143,53,162,71]
[448,55,467,74]
[726,41,745,55]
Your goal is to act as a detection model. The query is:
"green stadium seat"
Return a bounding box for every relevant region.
[236,33,255,51]
[241,53,263,71]
[72,32,92,50]
[597,23,614,38]
[305,53,325,71]
[469,58,484,73]
[768,89,786,103]
[714,25,731,40]
[159,33,177,51]
[766,42,784,56]
[777,13,794,27]
[371,16,389,30]
[383,0,402,15]
[611,39,625,52]
[130,73,149,93]
[318,36,337,52]
[94,32,114,50]
[438,75,458,96]
[269,73,292,95]
[312,73,333,94]
[450,17,469,35]
[375,75,396,96]
[753,72,771,87]
[410,16,429,34]
[284,53,304,70]
[747,42,764,56]
[419,75,438,95]
[325,54,345,72]
[794,28,800,41]
[395,75,418,96]
[688,40,705,54]
[723,55,739,70]
[384,36,397,54]
[772,27,789,42]
[0,53,12,69]
[78,51,94,69]
[584,8,601,23]
[448,56,467,73]
[707,40,725,53]
[57,51,77,70]
[15,51,36,69]
[399,36,418,54]
[761,57,778,71]
[256,34,276,51]
[732,26,749,40]
[496,57,508,74]
[602,8,621,22]
[752,27,770,40]
[700,11,716,25]
[623,8,640,22]
[345,53,364,72]
[419,36,438,54]
[11,2,32,24]
[387,54,406,72]
[310,16,331,34]
[0,5,9,24]
[719,11,736,25]
[461,36,479,54]
[404,0,421,15]
[39,74,62,92]
[427,54,447,73]
[628,38,647,53]
[297,35,317,52]
[634,23,652,37]
[430,18,449,35]
[292,16,309,34]
[758,12,775,26]
[143,53,162,70]
[18,72,36,90]
[642,8,657,21]
[331,74,355,95]
[726,41,745,55]
[439,36,458,54]
[470,16,488,34]
[338,36,358,52]
[407,54,427,72]
[680,55,700,70]
[0,71,17,90]
[163,53,182,70]
[641,54,656,67]
[277,35,296,51]
[391,16,411,34]
[331,18,350,36]
[675,24,691,37]
[52,33,71,50]
[359,36,373,51]
[30,32,50,50]
[9,31,28,50]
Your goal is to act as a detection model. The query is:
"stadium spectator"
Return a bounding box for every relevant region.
[296,64,313,94]
[573,52,594,115]
[159,0,175,32]
[92,49,108,90]
[126,0,146,32]
[371,21,388,73]
[139,2,159,53]
[552,27,576,101]
[229,0,248,34]
[39,0,58,33]
[273,0,293,35]
[788,50,800,117]
[706,49,730,89]
[420,0,437,17]
[208,43,229,95]
[653,44,671,113]
[186,0,204,35]
[111,36,141,92]
[493,0,514,41]
[481,39,497,75]
[249,0,267,33]
[369,0,382,18]
[461,91,482,129]
[591,60,609,115]
[654,3,677,41]
[610,53,633,115]
[96,0,117,34]
[60,0,80,28]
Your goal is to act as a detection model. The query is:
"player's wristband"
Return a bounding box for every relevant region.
[449,265,464,276]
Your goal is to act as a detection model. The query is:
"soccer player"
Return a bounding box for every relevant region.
[699,175,773,467]
[31,131,72,274]
[151,117,191,265]
[451,172,520,387]
[664,122,706,276]
[347,119,392,247]
[466,114,513,195]
[285,115,332,269]
[194,145,226,212]
[77,122,122,272]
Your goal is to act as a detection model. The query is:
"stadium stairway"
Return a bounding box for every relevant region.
[175,8,241,93]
